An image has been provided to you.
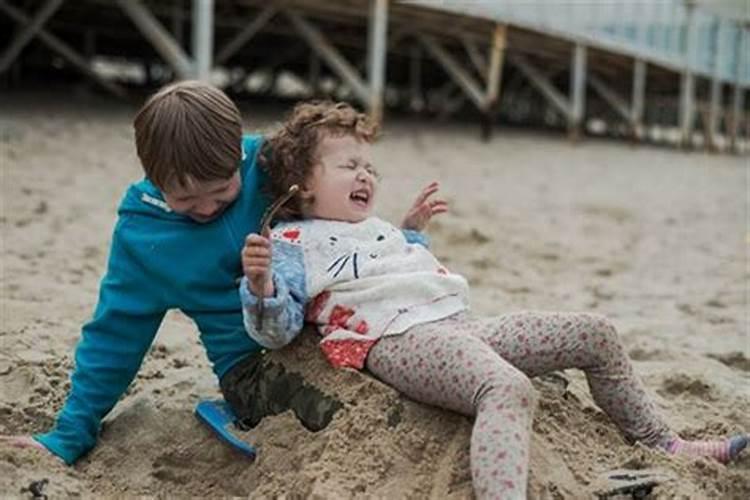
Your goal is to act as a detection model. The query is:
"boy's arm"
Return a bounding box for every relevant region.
[34,219,166,465]
[240,240,307,349]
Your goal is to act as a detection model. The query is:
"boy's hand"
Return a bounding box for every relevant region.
[0,435,62,462]
[242,233,275,298]
[401,181,448,231]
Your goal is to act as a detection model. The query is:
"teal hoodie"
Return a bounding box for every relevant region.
[35,135,270,465]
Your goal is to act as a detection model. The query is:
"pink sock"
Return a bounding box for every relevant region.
[664,435,748,464]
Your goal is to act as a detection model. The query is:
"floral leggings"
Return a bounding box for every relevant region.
[365,311,675,500]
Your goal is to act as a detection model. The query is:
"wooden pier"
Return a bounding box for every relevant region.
[1,0,748,152]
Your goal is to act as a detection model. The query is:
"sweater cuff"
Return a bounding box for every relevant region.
[34,431,84,466]
[239,274,289,315]
[402,229,430,248]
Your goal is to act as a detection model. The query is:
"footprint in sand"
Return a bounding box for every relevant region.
[706,352,750,372]
[657,374,717,401]
[627,347,665,362]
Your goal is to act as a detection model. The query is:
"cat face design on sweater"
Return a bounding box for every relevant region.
[325,225,400,280]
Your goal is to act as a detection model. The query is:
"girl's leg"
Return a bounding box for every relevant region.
[467,311,747,462]
[367,319,536,500]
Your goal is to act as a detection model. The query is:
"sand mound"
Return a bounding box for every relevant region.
[3,331,749,499]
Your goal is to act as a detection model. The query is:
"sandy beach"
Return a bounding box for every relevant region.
[1,90,748,498]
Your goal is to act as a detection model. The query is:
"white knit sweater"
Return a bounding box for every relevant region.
[240,217,470,368]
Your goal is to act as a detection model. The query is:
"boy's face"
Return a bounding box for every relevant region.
[303,134,378,223]
[162,172,241,223]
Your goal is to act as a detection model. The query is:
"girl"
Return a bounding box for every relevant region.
[237,101,747,499]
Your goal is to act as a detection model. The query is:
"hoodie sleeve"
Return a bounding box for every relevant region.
[34,217,166,465]
[240,239,307,349]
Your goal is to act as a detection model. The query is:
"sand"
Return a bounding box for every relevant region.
[1,89,748,499]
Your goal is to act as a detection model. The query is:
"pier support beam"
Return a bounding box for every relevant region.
[588,58,647,137]
[191,0,214,82]
[415,33,485,111]
[569,43,587,140]
[409,44,424,111]
[508,44,587,141]
[679,3,698,148]
[117,0,194,79]
[706,19,728,152]
[0,0,125,96]
[481,24,507,140]
[285,9,371,107]
[0,0,65,73]
[215,4,277,65]
[367,0,388,124]
[729,28,748,154]
[508,53,572,123]
[631,59,647,137]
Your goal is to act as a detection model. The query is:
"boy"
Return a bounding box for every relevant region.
[1,81,341,464]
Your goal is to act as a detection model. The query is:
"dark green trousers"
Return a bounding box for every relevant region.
[220,352,342,432]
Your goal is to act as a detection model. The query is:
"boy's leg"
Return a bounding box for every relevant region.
[220,352,342,432]
[366,317,536,500]
[465,311,674,447]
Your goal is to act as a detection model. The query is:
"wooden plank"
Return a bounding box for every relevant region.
[284,8,371,105]
[462,36,487,82]
[508,52,571,119]
[0,0,126,97]
[215,3,278,65]
[116,0,194,79]
[415,33,485,110]
[589,74,631,122]
[485,24,506,109]
[0,0,65,73]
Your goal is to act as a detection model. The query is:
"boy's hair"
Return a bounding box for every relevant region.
[261,101,378,220]
[133,80,242,191]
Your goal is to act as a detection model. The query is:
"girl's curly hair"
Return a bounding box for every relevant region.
[260,101,379,220]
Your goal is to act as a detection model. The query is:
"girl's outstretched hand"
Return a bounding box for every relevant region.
[242,233,275,298]
[401,181,448,231]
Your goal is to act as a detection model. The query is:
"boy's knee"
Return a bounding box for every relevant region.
[221,354,343,431]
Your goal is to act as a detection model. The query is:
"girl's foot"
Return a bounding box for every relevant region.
[663,435,748,464]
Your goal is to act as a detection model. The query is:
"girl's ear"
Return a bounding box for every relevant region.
[299,185,314,200]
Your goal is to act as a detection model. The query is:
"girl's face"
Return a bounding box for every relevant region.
[302,134,378,223]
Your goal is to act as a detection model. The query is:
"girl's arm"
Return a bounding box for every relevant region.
[240,239,308,349]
